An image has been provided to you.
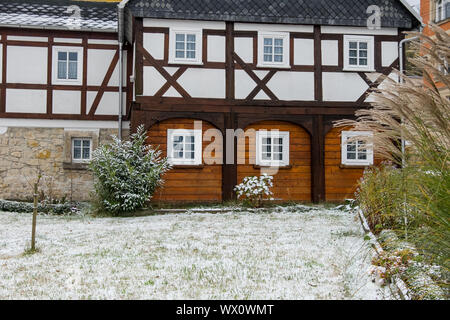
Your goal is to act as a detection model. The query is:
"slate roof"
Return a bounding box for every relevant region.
[127,0,421,29]
[0,0,117,32]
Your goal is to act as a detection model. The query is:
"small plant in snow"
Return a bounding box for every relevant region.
[234,174,274,207]
[90,125,171,215]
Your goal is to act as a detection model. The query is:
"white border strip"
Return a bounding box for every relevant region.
[0,118,130,130]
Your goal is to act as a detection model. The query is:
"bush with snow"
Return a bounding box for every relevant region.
[234,174,274,207]
[89,125,170,215]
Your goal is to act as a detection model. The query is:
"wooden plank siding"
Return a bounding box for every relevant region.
[146,118,223,203]
[237,121,312,202]
[325,127,382,201]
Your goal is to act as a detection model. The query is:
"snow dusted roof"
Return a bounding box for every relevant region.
[0,0,118,32]
[127,0,421,29]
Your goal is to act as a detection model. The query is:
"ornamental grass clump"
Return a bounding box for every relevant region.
[234,174,274,207]
[90,125,170,215]
[336,26,449,297]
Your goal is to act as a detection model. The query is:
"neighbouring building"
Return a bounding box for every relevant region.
[0,0,421,203]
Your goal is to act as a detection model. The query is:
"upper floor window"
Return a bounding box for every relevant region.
[257,32,290,68]
[343,35,375,72]
[435,0,449,22]
[167,129,202,165]
[256,130,290,167]
[52,46,83,85]
[341,131,374,166]
[72,138,92,162]
[169,29,203,65]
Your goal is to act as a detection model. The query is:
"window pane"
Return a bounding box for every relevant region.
[274,153,283,161]
[69,52,78,61]
[349,49,357,57]
[358,153,367,160]
[174,143,183,152]
[186,152,195,159]
[263,145,271,153]
[73,148,81,159]
[359,58,368,66]
[274,38,283,46]
[186,136,195,143]
[176,34,185,42]
[359,50,368,58]
[176,42,185,50]
[274,55,283,62]
[274,46,283,54]
[58,52,67,61]
[264,46,273,54]
[264,55,272,62]
[68,61,77,79]
[82,140,90,148]
[359,42,368,49]
[175,151,183,159]
[186,143,195,151]
[82,148,90,159]
[347,143,356,152]
[176,51,185,58]
[349,42,357,49]
[349,58,358,65]
[347,152,356,160]
[58,61,67,79]
[275,138,283,144]
[186,42,195,50]
[186,34,196,42]
[262,153,271,160]
[264,38,272,46]
[262,138,271,145]
[274,146,283,153]
[186,51,196,59]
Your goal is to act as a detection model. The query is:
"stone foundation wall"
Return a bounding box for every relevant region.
[0,127,129,202]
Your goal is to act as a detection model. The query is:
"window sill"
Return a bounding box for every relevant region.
[340,164,373,169]
[254,165,292,170]
[172,164,205,169]
[63,162,90,171]
[168,60,203,66]
[343,68,376,73]
[256,64,291,69]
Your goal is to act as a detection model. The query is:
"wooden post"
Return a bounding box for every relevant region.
[222,112,237,201]
[311,115,325,203]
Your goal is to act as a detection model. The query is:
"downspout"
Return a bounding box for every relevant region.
[117,0,130,140]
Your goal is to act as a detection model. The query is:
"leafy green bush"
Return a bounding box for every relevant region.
[89,125,170,215]
[234,174,274,208]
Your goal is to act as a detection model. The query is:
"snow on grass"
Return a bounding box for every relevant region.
[0,205,391,300]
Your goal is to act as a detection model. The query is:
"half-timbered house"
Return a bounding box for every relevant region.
[0,0,422,204]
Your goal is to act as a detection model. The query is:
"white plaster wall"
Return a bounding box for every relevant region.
[382,42,399,67]
[143,66,167,96]
[294,39,314,65]
[321,26,398,35]
[86,91,126,115]
[177,69,225,99]
[88,39,118,45]
[54,38,82,44]
[5,89,46,113]
[267,72,315,101]
[7,46,47,84]
[235,23,313,33]
[52,90,81,114]
[207,36,226,63]
[87,49,116,86]
[7,36,48,42]
[321,40,339,66]
[0,118,130,129]
[234,70,257,99]
[143,33,165,60]
[322,72,369,102]
[108,51,127,87]
[144,18,225,30]
[235,37,253,63]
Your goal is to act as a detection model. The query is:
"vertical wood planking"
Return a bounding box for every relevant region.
[222,112,237,201]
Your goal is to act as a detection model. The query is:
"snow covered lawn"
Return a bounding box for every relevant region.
[0,205,391,299]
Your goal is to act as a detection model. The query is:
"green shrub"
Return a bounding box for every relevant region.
[89,125,171,215]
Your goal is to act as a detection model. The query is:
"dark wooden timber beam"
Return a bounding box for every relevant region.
[311,115,326,203]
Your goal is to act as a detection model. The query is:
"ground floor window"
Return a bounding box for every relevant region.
[167,129,202,165]
[72,138,92,162]
[256,130,290,167]
[341,131,373,166]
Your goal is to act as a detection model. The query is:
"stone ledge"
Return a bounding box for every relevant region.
[63,162,90,171]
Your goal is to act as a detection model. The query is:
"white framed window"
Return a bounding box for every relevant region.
[343,35,375,72]
[256,130,290,167]
[167,129,202,165]
[341,131,374,166]
[169,29,203,65]
[257,32,290,68]
[72,138,92,162]
[435,0,449,22]
[52,46,83,85]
